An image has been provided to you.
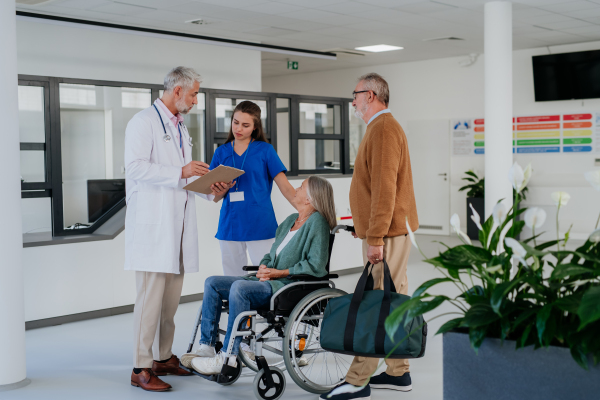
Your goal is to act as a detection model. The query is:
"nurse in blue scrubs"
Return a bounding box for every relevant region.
[209,101,296,276]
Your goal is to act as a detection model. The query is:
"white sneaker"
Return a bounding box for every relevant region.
[297,356,308,367]
[240,342,255,361]
[180,344,216,368]
[191,353,236,375]
[196,344,217,357]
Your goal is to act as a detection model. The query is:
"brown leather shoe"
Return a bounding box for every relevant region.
[131,368,172,392]
[152,354,193,376]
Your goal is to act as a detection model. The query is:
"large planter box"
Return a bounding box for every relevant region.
[443,331,600,400]
[466,197,484,240]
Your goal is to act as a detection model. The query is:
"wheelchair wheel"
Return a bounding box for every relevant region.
[238,319,286,373]
[253,366,286,400]
[283,288,352,394]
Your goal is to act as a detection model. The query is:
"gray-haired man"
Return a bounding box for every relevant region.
[125,67,211,391]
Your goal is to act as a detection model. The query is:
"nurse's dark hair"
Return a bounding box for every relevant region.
[306,176,336,230]
[225,101,268,143]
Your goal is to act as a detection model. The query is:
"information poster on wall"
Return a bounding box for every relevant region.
[452,112,600,156]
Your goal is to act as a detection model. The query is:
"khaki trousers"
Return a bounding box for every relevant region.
[132,254,185,368]
[345,235,412,386]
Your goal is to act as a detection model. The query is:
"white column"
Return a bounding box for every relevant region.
[0,1,28,390]
[484,1,513,218]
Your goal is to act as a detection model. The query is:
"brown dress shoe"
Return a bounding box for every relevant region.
[131,368,172,392]
[152,354,193,376]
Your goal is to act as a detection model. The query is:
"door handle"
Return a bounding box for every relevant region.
[438,173,447,176]
[438,173,447,181]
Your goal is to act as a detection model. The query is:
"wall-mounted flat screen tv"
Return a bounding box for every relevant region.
[532,49,600,102]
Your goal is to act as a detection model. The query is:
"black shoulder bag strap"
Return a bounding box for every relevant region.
[343,262,371,352]
[374,259,395,355]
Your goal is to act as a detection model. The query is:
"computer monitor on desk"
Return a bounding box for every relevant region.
[87,179,125,223]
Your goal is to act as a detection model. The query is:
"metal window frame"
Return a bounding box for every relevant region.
[292,95,352,175]
[18,74,355,238]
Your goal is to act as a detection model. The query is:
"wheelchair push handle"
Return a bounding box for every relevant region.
[332,225,355,235]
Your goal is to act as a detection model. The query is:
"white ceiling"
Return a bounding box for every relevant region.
[15,0,600,77]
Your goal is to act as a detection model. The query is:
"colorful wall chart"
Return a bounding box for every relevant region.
[452,112,600,156]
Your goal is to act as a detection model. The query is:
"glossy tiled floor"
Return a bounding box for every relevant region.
[5,235,465,400]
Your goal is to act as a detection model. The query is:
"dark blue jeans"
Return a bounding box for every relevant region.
[199,276,272,356]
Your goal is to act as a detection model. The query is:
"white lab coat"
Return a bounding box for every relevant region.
[124,100,208,274]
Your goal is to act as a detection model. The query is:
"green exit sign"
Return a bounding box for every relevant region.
[287,61,298,70]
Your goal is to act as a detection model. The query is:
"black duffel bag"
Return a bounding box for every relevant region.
[320,260,427,358]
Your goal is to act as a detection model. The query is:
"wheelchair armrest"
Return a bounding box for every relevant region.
[242,266,259,271]
[288,274,338,281]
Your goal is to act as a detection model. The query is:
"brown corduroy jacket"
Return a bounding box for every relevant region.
[349,112,419,246]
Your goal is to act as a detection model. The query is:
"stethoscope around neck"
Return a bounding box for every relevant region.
[153,104,192,147]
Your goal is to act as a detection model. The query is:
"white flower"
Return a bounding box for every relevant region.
[551,191,571,209]
[589,228,600,244]
[584,170,600,192]
[469,203,483,231]
[508,162,532,193]
[450,213,472,245]
[505,237,528,266]
[492,202,507,226]
[524,207,547,230]
[406,217,419,250]
[327,384,367,398]
[508,162,523,192]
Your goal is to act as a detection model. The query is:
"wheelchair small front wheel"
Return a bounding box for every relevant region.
[253,366,286,400]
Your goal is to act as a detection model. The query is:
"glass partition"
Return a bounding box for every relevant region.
[18,86,46,143]
[60,84,151,229]
[298,139,341,171]
[21,197,52,234]
[300,103,341,134]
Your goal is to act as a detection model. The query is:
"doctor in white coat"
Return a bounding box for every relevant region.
[125,66,222,392]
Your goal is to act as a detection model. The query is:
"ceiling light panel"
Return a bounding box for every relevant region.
[355,44,403,52]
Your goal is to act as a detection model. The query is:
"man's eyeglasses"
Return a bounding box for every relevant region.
[352,90,376,100]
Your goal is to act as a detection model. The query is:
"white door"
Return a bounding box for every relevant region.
[405,120,451,235]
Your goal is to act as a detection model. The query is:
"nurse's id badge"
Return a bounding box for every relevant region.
[230,191,245,202]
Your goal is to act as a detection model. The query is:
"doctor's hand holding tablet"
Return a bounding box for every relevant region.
[207,100,296,276]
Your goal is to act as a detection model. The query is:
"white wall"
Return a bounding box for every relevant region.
[264,40,600,241]
[17,19,264,321]
[16,19,262,91]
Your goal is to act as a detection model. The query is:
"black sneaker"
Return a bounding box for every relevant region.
[369,372,412,391]
[319,382,371,400]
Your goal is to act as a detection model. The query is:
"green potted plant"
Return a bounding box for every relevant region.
[458,170,484,240]
[386,162,600,400]
[459,170,529,240]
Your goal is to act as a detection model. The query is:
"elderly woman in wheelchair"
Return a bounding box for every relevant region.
[181,175,339,380]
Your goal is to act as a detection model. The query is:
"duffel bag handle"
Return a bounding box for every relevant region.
[343,260,397,353]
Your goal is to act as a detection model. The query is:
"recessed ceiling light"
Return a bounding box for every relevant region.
[354,44,403,53]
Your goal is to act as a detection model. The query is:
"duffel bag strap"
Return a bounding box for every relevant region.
[374,259,394,355]
[343,262,372,352]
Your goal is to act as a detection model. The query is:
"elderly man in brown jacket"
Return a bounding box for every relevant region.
[322,73,419,400]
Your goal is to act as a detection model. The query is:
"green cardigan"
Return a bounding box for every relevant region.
[243,212,330,292]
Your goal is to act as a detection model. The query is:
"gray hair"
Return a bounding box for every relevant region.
[306,176,336,230]
[358,72,389,106]
[164,66,202,93]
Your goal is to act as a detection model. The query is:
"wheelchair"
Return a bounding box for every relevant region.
[180,225,356,400]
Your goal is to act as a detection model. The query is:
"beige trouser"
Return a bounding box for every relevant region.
[345,234,412,386]
[133,252,185,368]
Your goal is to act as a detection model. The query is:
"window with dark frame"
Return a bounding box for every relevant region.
[18,75,355,238]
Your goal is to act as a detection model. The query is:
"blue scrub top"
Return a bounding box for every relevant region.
[210,140,287,241]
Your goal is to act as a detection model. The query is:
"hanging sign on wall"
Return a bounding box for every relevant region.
[452,112,600,156]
